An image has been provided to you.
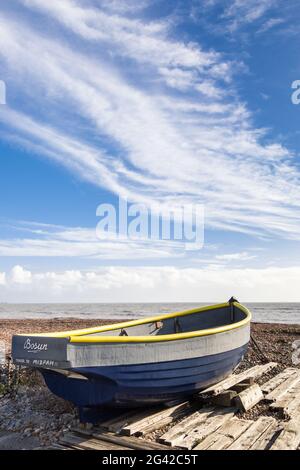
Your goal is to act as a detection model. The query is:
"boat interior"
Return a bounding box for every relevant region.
[71,303,248,339]
[16,302,250,341]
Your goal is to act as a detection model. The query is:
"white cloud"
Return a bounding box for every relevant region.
[0,2,299,243]
[18,0,223,87]
[158,67,197,91]
[216,252,256,261]
[257,17,284,34]
[1,264,300,302]
[99,0,152,14]
[0,272,6,286]
[201,0,280,33]
[0,221,186,259]
[10,265,32,284]
[222,0,277,31]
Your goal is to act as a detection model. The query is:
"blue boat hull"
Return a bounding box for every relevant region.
[12,300,252,422]
[40,344,247,410]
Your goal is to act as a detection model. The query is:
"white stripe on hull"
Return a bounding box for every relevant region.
[67,324,250,368]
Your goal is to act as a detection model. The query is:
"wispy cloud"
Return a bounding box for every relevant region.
[216,251,256,262]
[0,221,180,259]
[18,0,225,88]
[222,0,277,31]
[200,0,280,32]
[0,0,300,243]
[257,17,285,34]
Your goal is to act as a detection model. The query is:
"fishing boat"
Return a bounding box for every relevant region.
[12,298,251,422]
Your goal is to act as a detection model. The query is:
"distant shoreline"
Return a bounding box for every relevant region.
[0,301,300,325]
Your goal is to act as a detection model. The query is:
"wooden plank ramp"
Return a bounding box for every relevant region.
[158,407,215,446]
[261,368,299,394]
[200,362,278,396]
[265,370,300,403]
[60,429,171,451]
[54,365,300,451]
[98,401,191,436]
[60,433,132,451]
[174,408,236,450]
[270,379,300,418]
[194,418,253,450]
[249,421,280,450]
[99,408,158,434]
[270,412,300,451]
[73,429,170,450]
[227,417,278,450]
[159,407,236,449]
[120,401,191,436]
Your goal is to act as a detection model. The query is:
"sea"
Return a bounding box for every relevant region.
[0,303,299,324]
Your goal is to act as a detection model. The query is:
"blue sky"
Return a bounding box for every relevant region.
[1,0,300,302]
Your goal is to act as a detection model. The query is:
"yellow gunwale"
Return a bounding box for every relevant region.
[16,302,251,344]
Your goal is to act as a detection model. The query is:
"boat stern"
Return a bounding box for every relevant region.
[12,334,71,369]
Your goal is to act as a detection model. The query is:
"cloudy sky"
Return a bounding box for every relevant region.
[0,0,300,302]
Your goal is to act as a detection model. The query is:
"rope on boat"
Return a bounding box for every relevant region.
[250,333,270,364]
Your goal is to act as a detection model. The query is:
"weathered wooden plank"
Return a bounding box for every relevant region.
[227,417,277,450]
[249,422,279,450]
[100,409,157,433]
[261,368,299,394]
[201,363,277,396]
[270,380,300,417]
[159,407,215,445]
[174,408,236,450]
[120,401,190,436]
[60,432,131,450]
[281,395,300,418]
[270,412,300,450]
[265,373,300,403]
[74,429,171,450]
[194,417,252,450]
[234,384,264,411]
[99,409,142,430]
[137,410,191,436]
